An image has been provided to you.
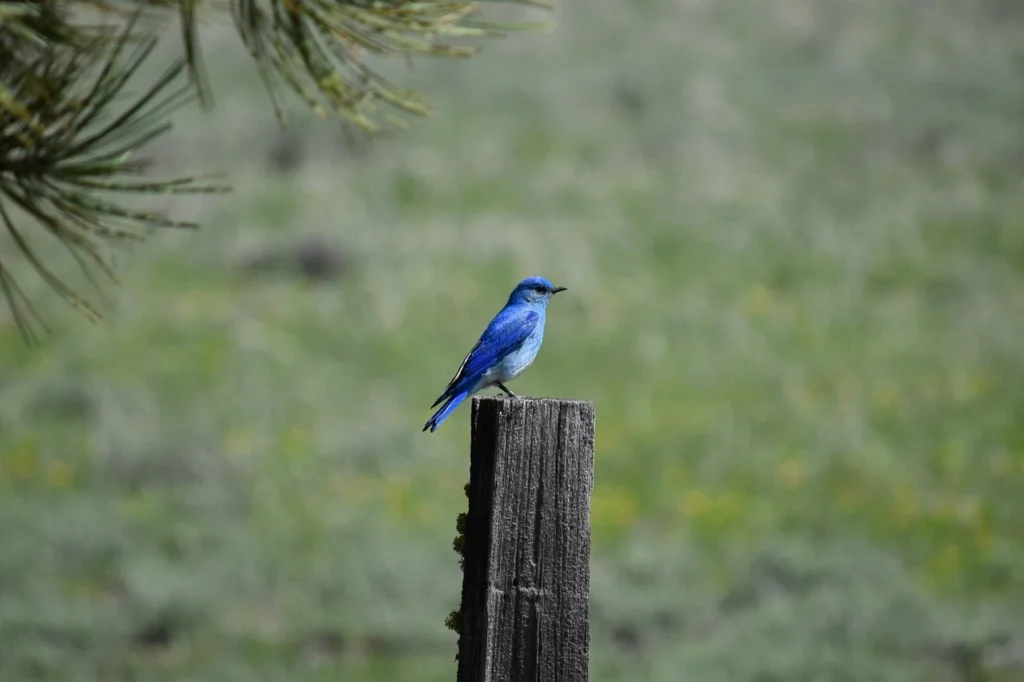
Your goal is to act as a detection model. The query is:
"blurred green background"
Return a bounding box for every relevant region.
[2,0,1024,680]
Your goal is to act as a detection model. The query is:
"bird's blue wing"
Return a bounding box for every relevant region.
[431,308,539,407]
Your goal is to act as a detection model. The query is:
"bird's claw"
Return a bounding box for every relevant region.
[496,382,518,399]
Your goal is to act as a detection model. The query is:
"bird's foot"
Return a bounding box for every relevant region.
[496,382,519,399]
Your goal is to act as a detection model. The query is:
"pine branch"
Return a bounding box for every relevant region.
[71,0,553,129]
[0,6,227,343]
[0,0,552,342]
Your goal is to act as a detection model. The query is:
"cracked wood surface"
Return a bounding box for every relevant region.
[457,396,595,682]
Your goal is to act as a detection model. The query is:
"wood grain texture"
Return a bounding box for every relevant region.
[456,396,595,682]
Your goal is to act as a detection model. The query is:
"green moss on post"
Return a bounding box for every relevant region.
[445,608,462,633]
[445,487,470,635]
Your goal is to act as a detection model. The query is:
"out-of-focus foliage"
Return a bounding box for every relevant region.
[3,0,1024,680]
[0,0,549,341]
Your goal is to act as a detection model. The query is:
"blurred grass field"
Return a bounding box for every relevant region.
[3,0,1024,680]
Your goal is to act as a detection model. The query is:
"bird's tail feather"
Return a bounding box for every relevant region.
[422,390,470,433]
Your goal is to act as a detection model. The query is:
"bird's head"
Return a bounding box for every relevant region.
[507,276,567,306]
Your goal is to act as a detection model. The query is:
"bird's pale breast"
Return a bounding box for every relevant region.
[494,320,546,381]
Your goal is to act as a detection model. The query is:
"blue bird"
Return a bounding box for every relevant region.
[423,276,567,433]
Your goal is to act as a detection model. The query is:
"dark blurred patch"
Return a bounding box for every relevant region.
[979,0,1024,23]
[301,629,346,663]
[609,622,642,651]
[908,125,946,164]
[267,129,305,174]
[718,554,823,614]
[927,633,1016,682]
[392,169,430,209]
[130,607,200,657]
[611,80,646,121]
[236,235,349,283]
[132,615,177,651]
[608,610,680,653]
[296,239,347,282]
[100,447,203,492]
[28,381,96,421]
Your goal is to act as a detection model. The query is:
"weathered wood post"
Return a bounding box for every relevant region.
[455,396,595,682]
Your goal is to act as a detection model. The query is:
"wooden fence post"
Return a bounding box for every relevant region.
[455,396,595,682]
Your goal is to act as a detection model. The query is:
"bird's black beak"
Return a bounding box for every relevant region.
[552,286,568,294]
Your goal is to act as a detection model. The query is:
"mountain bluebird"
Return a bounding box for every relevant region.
[423,276,567,433]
